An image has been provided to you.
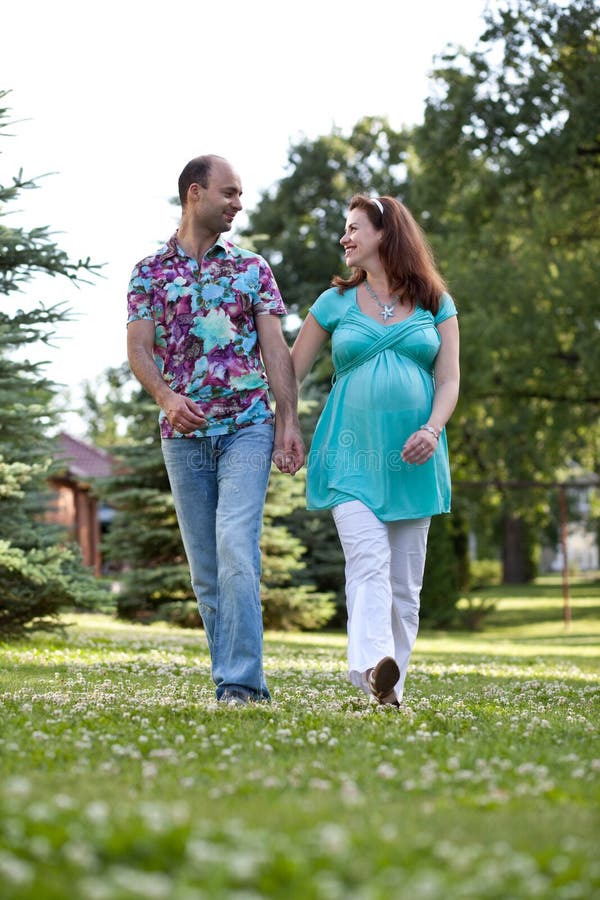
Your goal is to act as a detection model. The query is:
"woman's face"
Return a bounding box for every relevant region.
[340,208,382,269]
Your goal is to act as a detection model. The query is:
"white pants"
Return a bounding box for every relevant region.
[332,500,430,702]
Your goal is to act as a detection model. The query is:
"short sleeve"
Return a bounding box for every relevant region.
[434,292,458,326]
[127,264,155,323]
[252,257,287,317]
[309,287,351,333]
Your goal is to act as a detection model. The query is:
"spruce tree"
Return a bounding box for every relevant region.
[0,91,106,636]
[87,369,192,621]
[261,466,335,631]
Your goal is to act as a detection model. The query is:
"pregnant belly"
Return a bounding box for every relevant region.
[342,365,431,415]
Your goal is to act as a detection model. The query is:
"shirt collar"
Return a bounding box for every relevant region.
[158,231,237,263]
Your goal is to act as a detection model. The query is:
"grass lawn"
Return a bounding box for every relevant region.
[1,575,598,899]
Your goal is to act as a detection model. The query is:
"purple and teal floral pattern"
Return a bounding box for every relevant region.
[127,233,286,437]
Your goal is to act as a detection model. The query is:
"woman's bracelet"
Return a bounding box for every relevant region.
[420,424,440,440]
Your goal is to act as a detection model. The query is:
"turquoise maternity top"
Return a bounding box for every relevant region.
[306,286,457,521]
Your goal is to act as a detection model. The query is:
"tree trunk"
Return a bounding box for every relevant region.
[502,513,532,584]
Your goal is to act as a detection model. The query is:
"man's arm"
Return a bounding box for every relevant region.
[255,314,305,474]
[127,320,206,433]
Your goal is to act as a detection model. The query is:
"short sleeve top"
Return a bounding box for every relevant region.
[127,233,286,437]
[305,287,457,520]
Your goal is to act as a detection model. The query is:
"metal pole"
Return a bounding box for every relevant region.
[558,485,571,627]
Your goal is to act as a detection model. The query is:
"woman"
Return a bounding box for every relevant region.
[291,195,460,707]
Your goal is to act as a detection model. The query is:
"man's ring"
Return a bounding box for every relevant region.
[420,442,425,449]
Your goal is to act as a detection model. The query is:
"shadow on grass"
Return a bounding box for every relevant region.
[484,606,600,629]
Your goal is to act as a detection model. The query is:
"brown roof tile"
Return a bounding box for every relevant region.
[55,432,113,480]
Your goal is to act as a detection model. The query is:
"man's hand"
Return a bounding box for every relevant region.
[128,320,206,434]
[272,423,305,475]
[164,393,207,434]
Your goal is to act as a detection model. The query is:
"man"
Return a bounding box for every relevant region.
[127,154,304,705]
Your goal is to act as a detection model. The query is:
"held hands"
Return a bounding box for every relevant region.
[164,393,207,434]
[272,424,306,476]
[164,391,306,473]
[401,428,438,465]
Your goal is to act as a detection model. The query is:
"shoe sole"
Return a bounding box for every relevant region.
[370,656,400,701]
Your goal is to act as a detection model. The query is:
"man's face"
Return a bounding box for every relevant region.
[193,159,243,233]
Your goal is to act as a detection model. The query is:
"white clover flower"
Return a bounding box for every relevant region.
[110,866,173,898]
[85,801,109,824]
[4,776,31,797]
[0,851,34,885]
[62,841,97,868]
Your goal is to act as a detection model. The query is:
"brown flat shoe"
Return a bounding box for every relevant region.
[368,656,400,706]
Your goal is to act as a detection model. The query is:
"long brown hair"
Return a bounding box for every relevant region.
[332,194,447,314]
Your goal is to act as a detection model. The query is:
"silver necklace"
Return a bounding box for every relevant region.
[364,280,399,322]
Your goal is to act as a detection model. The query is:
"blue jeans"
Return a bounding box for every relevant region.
[161,424,273,701]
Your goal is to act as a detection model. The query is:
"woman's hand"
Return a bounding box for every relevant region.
[401,429,437,465]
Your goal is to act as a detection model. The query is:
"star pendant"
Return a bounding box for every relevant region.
[380,304,396,321]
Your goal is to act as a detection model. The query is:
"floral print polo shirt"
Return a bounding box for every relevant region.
[127,233,287,438]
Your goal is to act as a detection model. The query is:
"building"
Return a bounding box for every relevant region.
[47,433,113,576]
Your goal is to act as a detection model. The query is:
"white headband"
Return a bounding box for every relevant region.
[371,198,384,215]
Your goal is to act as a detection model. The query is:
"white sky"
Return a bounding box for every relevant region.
[2,0,489,434]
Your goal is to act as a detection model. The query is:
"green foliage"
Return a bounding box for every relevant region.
[410,0,600,580]
[88,372,191,621]
[80,361,134,449]
[468,558,502,589]
[0,91,107,637]
[285,399,347,622]
[420,513,466,628]
[261,468,335,630]
[287,504,347,622]
[243,116,408,319]
[0,540,103,637]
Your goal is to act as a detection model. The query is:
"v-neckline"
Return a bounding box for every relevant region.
[352,286,418,328]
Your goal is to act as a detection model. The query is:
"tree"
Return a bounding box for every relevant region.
[246,117,408,319]
[81,364,190,621]
[261,466,335,631]
[0,91,106,636]
[409,0,600,580]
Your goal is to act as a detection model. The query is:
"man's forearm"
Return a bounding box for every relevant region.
[128,344,172,408]
[264,347,300,425]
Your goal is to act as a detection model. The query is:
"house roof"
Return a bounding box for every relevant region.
[54,432,113,480]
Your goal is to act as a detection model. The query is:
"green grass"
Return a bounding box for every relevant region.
[1,576,599,899]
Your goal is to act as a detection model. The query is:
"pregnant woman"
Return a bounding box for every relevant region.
[291,194,460,707]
